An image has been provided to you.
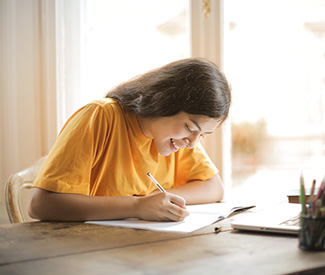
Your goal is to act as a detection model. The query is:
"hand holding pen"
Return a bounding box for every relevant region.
[138,172,189,221]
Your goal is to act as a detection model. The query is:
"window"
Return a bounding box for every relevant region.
[56,0,190,131]
[224,0,325,204]
[80,0,190,104]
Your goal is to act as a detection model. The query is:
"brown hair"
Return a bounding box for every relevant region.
[106,57,231,122]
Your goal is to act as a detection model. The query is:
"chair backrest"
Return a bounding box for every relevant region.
[5,156,47,223]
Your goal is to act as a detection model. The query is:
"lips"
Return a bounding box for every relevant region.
[170,138,180,151]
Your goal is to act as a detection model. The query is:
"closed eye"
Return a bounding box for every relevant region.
[185,124,194,132]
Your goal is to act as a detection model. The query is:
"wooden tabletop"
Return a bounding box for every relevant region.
[1,218,325,275]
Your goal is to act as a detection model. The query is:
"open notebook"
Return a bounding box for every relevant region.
[86,203,255,233]
[231,203,301,235]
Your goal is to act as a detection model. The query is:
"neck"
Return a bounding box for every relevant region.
[136,115,153,138]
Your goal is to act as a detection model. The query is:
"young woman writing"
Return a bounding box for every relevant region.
[29,57,231,222]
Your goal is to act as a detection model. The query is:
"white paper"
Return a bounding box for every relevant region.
[86,203,255,233]
[86,212,219,233]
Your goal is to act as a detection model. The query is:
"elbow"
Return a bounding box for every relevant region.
[28,189,41,220]
[28,202,38,220]
[216,183,224,202]
[28,188,50,221]
[211,173,224,202]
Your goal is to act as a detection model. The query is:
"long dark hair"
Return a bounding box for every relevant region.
[106,58,231,122]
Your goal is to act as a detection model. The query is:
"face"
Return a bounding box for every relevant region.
[144,112,221,156]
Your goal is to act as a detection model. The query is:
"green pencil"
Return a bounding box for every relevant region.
[300,171,306,215]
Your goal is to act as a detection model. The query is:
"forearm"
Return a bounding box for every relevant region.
[29,188,138,222]
[29,187,189,222]
[166,174,224,205]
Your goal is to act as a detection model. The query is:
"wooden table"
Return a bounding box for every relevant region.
[1,216,325,275]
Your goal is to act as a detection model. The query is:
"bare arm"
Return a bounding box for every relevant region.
[28,187,189,222]
[157,174,224,205]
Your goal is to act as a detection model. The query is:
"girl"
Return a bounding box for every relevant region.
[29,57,231,222]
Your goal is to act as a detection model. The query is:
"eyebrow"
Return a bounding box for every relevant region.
[190,119,202,131]
[190,119,214,135]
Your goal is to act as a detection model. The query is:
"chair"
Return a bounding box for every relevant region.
[5,156,47,223]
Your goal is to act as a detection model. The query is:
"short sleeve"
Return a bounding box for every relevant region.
[33,103,109,194]
[174,143,218,187]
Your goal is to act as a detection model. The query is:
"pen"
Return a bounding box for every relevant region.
[314,175,325,205]
[308,179,316,213]
[315,200,322,218]
[147,172,166,193]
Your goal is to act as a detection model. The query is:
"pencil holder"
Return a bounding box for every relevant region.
[299,215,325,251]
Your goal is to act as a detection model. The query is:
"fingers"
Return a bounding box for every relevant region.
[162,193,190,221]
[135,192,190,222]
[165,205,190,221]
[169,193,186,209]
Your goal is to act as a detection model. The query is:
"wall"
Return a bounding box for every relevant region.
[0,0,57,201]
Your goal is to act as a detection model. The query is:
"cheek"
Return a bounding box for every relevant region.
[170,127,187,139]
[156,122,186,140]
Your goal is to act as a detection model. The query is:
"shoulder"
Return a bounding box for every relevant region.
[87,98,121,112]
[61,99,124,131]
[81,98,126,119]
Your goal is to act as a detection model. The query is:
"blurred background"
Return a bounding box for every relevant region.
[1,0,325,223]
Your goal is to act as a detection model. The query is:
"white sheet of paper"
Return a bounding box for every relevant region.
[87,212,220,233]
[86,203,249,233]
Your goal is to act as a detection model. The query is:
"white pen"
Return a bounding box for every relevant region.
[147,172,166,193]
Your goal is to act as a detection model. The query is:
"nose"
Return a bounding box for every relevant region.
[184,133,201,149]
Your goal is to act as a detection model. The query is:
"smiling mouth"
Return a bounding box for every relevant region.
[170,138,180,150]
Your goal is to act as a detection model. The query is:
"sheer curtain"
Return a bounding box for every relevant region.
[0,0,57,200]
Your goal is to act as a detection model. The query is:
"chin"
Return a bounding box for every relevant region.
[159,151,172,157]
[157,148,173,156]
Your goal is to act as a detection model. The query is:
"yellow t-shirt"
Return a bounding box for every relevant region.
[33,98,218,196]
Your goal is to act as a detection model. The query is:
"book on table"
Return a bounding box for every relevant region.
[86,203,255,233]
